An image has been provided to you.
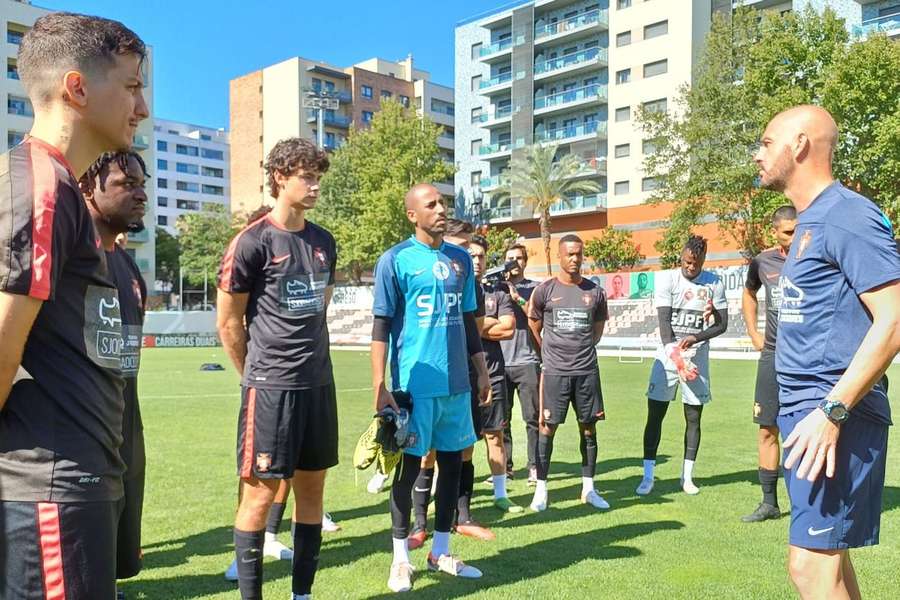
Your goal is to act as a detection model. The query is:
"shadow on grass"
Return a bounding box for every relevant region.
[881,485,899,512]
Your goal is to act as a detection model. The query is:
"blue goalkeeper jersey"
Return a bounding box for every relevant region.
[373,236,477,398]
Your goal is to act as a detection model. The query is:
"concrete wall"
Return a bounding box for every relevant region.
[229,70,264,216]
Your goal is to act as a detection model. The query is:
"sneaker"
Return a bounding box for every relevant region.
[493,497,524,513]
[407,527,427,550]
[224,558,238,582]
[681,479,700,495]
[506,470,515,480]
[387,561,415,593]
[291,595,311,600]
[322,513,341,533]
[263,539,294,561]
[427,553,482,578]
[741,502,781,523]
[635,477,654,496]
[582,490,610,510]
[483,475,493,486]
[527,467,537,487]
[455,520,495,541]
[367,471,390,494]
[529,491,548,512]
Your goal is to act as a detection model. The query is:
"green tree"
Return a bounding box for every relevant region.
[317,100,455,282]
[482,226,521,268]
[154,226,180,290]
[493,143,601,276]
[583,228,644,272]
[175,204,237,288]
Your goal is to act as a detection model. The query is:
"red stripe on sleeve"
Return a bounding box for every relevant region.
[218,216,267,292]
[36,502,67,600]
[240,387,257,478]
[28,145,59,301]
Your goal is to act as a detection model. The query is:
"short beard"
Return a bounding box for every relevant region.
[760,147,794,192]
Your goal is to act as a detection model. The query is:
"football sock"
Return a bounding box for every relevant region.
[579,429,598,478]
[643,459,655,481]
[536,433,554,480]
[434,451,463,533]
[643,399,670,460]
[759,467,779,507]
[683,459,696,482]
[535,479,548,497]
[291,522,322,595]
[581,476,595,495]
[392,536,410,566]
[457,459,475,523]
[390,453,420,539]
[431,530,451,558]
[413,467,435,531]
[683,404,703,461]
[266,502,287,536]
[492,474,508,500]
[234,528,264,600]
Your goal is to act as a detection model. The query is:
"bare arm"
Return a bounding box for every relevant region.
[528,318,543,352]
[325,285,334,310]
[0,292,42,411]
[483,314,515,341]
[742,287,764,351]
[216,290,250,375]
[592,319,606,345]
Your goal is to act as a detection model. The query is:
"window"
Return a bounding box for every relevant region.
[614,180,630,195]
[177,199,200,210]
[615,106,631,122]
[176,162,199,175]
[202,166,224,178]
[471,42,482,60]
[7,95,32,117]
[158,178,168,189]
[176,144,198,156]
[7,60,18,80]
[381,90,392,99]
[362,111,374,123]
[471,171,481,188]
[158,197,168,207]
[200,134,212,141]
[644,20,668,39]
[7,26,26,45]
[325,132,336,148]
[157,159,168,170]
[7,131,25,147]
[168,129,178,135]
[431,98,454,115]
[642,139,659,155]
[201,148,224,160]
[361,85,373,99]
[616,31,631,47]
[617,0,631,8]
[471,75,482,91]
[643,59,668,78]
[471,139,482,155]
[399,95,410,108]
[614,143,630,158]
[311,77,322,92]
[642,176,660,192]
[643,97,668,114]
[202,184,224,196]
[471,107,483,123]
[157,215,168,226]
[157,140,168,152]
[176,181,199,192]
[616,69,631,84]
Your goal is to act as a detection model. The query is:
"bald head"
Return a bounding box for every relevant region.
[769,105,838,159]
[405,183,439,210]
[404,182,447,237]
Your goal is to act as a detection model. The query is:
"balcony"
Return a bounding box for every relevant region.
[478,105,514,127]
[132,134,150,151]
[534,84,607,115]
[478,139,523,160]
[479,71,514,93]
[535,120,607,144]
[479,174,504,191]
[534,9,609,44]
[549,193,607,215]
[534,47,607,81]
[853,13,900,39]
[306,113,352,128]
[479,38,513,61]
[569,156,607,177]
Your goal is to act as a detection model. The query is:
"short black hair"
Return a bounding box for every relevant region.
[265,138,329,199]
[470,234,488,251]
[772,205,797,225]
[683,234,707,257]
[18,12,146,107]
[445,218,474,237]
[506,243,528,261]
[79,150,148,195]
[558,234,583,246]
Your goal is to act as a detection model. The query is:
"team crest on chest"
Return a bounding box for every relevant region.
[582,293,592,306]
[486,296,496,311]
[450,260,463,276]
[697,288,709,300]
[684,290,694,301]
[796,230,813,258]
[433,261,450,280]
[313,247,328,267]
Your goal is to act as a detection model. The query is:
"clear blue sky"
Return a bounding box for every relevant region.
[39,0,499,130]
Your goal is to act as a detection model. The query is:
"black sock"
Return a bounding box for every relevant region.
[412,467,434,531]
[457,460,475,524]
[291,522,323,596]
[683,404,703,461]
[234,528,264,600]
[536,433,554,480]
[643,399,669,460]
[390,453,420,539]
[759,468,779,507]
[434,451,462,533]
[579,430,598,478]
[266,502,287,535]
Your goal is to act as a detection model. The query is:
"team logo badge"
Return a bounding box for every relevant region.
[450,260,463,276]
[433,261,451,281]
[684,290,694,301]
[582,293,592,306]
[796,230,813,258]
[753,403,761,417]
[313,247,328,267]
[543,408,552,420]
[256,452,272,473]
[697,288,709,300]
[486,296,495,311]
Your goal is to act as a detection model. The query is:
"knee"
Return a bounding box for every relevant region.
[788,549,835,593]
[759,426,779,445]
[421,451,437,469]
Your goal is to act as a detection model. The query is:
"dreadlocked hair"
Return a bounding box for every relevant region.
[79,151,148,195]
[683,234,707,257]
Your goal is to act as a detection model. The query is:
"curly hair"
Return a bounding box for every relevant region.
[264,138,329,199]
[79,150,148,195]
[245,204,273,225]
[683,234,707,257]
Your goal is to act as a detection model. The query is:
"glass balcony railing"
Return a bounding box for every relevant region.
[534,47,606,75]
[853,13,900,38]
[480,174,504,189]
[480,37,513,57]
[535,120,606,143]
[534,84,607,110]
[479,72,513,89]
[323,114,351,128]
[132,134,150,150]
[534,9,609,40]
[479,139,522,156]
[478,105,513,122]
[550,193,607,215]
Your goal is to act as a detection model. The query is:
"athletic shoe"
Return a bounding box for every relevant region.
[263,539,294,561]
[407,527,427,550]
[367,471,390,494]
[635,477,654,496]
[741,503,781,523]
[506,470,515,480]
[455,520,495,541]
[353,419,380,470]
[224,558,238,582]
[322,513,341,533]
[427,553,482,578]
[483,475,493,486]
[681,479,700,495]
[493,497,524,513]
[527,467,537,487]
[291,595,310,600]
[387,561,415,593]
[529,492,548,512]
[582,490,610,510]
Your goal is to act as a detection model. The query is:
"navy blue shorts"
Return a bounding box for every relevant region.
[778,409,888,549]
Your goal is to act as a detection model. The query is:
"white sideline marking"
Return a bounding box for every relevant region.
[143,387,373,400]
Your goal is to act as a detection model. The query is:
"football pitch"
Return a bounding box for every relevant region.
[123,348,900,599]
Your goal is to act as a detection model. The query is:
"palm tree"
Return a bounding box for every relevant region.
[492,143,602,276]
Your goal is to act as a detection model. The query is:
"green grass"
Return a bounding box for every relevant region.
[122,349,900,599]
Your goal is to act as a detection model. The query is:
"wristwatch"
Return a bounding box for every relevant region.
[818,398,850,424]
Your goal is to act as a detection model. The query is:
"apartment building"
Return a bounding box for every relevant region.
[455,0,894,273]
[1,0,157,287]
[229,55,454,216]
[153,118,229,235]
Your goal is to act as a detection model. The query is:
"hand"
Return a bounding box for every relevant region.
[477,372,491,406]
[507,285,522,304]
[749,330,765,352]
[783,408,841,482]
[678,335,698,350]
[374,384,398,413]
